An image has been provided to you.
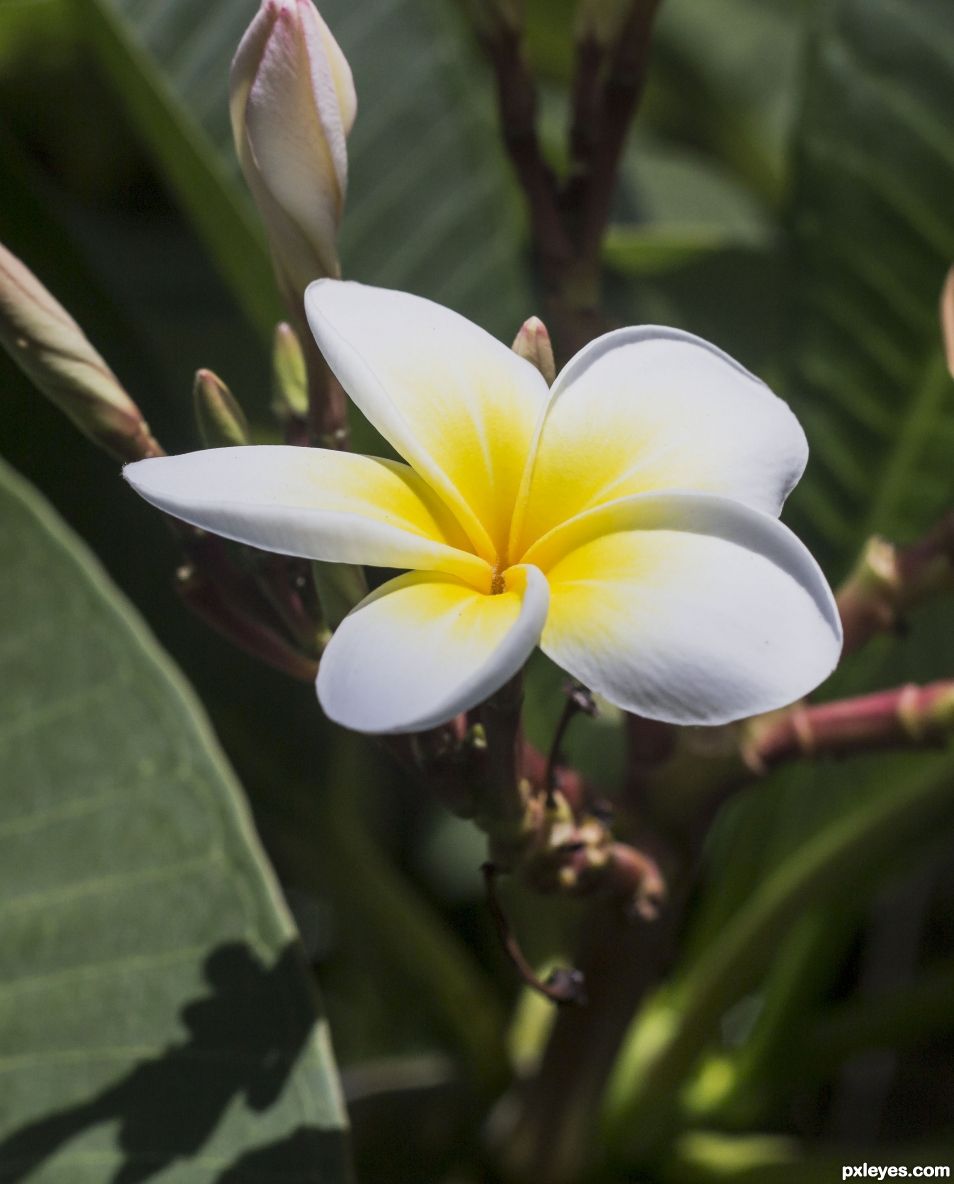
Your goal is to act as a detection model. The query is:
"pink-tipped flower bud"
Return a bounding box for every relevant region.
[230,0,356,307]
[512,315,556,385]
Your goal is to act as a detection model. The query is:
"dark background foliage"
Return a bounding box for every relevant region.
[1,0,953,1180]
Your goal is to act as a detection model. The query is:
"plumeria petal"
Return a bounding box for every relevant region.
[124,445,490,585]
[305,280,550,563]
[510,326,808,559]
[317,565,549,733]
[536,492,842,725]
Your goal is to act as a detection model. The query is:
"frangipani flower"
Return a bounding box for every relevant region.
[230,0,356,300]
[125,283,842,735]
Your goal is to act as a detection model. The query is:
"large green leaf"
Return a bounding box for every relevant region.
[0,459,350,1182]
[782,0,954,569]
[688,0,954,954]
[649,0,954,1124]
[74,0,529,340]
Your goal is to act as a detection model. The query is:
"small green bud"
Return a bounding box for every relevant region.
[512,315,556,385]
[271,322,309,422]
[193,369,250,448]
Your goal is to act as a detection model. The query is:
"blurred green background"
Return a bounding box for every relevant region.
[1,0,954,1180]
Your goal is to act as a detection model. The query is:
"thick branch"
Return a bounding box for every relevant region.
[477,15,572,281]
[572,0,663,261]
[836,512,954,656]
[741,680,954,772]
[567,33,605,182]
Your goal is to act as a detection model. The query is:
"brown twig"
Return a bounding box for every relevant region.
[567,32,606,186]
[572,1,663,262]
[520,739,590,816]
[542,683,597,807]
[477,16,573,285]
[482,862,587,1006]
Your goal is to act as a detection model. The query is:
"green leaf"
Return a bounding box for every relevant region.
[782,0,954,569]
[604,225,765,277]
[650,0,806,204]
[72,0,281,340]
[602,749,954,1163]
[73,0,530,340]
[676,6,954,1095]
[0,459,350,1182]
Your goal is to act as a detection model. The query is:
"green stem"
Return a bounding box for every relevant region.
[478,673,527,837]
[601,752,954,1166]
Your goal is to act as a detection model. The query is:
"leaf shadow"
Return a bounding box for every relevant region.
[0,941,351,1183]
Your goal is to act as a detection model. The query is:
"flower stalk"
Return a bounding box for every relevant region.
[476,1,663,359]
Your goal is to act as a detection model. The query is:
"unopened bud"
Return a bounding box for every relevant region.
[271,322,309,421]
[941,265,954,381]
[512,315,556,385]
[0,241,162,462]
[194,369,250,448]
[230,0,356,306]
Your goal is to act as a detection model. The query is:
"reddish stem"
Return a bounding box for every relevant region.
[745,681,954,771]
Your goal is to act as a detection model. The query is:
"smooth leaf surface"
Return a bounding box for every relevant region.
[0,459,350,1182]
[75,0,529,341]
[72,0,281,340]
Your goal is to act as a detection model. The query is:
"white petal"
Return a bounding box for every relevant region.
[231,1,354,290]
[538,493,842,725]
[511,326,808,559]
[318,565,549,734]
[124,446,489,585]
[305,280,550,562]
[300,0,356,139]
